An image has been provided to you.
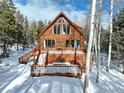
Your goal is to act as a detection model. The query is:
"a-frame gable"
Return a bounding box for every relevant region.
[37,12,86,39]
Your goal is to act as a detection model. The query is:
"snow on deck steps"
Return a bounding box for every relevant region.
[37,53,47,65]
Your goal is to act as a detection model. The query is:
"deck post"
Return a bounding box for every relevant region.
[74,48,77,64]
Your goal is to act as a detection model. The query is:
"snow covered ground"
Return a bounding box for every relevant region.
[0,48,124,93]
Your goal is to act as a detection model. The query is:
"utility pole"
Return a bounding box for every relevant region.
[106,0,113,72]
[84,0,97,93]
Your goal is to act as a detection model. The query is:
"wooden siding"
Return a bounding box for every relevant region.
[39,17,86,51]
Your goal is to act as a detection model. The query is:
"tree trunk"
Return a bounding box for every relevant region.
[96,0,103,83]
[17,43,19,51]
[84,0,97,93]
[106,0,113,72]
[23,45,25,51]
[2,41,9,57]
[96,25,101,83]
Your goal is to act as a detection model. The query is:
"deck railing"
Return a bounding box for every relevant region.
[31,64,83,78]
[43,47,86,53]
[19,47,39,64]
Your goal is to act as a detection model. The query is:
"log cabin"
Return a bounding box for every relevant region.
[19,12,93,79]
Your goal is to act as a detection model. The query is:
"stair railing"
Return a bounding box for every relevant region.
[19,47,39,64]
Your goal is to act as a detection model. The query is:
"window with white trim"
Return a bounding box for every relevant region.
[62,18,70,35]
[53,19,61,34]
[45,39,55,48]
[66,40,80,48]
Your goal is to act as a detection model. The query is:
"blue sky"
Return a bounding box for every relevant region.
[14,0,90,11]
[14,0,28,5]
[13,0,120,28]
[13,0,92,26]
[12,0,124,28]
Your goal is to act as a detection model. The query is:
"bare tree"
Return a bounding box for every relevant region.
[96,0,103,83]
[106,0,113,72]
[84,0,97,93]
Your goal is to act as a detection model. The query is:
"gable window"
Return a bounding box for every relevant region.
[67,24,70,34]
[63,24,66,34]
[53,24,60,34]
[45,39,55,47]
[58,24,60,34]
[54,25,56,34]
[62,19,70,35]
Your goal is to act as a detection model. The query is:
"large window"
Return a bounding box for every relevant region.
[58,24,60,34]
[66,40,80,48]
[53,19,61,34]
[54,24,60,34]
[53,18,70,35]
[45,39,55,48]
[54,25,56,34]
[63,24,66,34]
[62,21,70,35]
[67,24,70,34]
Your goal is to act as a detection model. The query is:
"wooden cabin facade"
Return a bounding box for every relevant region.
[19,12,93,79]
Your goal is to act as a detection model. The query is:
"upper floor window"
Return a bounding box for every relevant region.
[53,18,70,35]
[67,24,70,34]
[54,24,60,34]
[63,24,70,35]
[62,19,70,35]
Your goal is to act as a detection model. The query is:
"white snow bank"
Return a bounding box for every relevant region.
[0,48,31,67]
[0,50,124,93]
[89,65,124,93]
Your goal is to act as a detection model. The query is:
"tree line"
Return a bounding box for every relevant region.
[0,0,44,57]
[100,8,124,72]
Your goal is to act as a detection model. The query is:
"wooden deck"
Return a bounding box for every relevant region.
[31,64,84,79]
[19,48,93,79]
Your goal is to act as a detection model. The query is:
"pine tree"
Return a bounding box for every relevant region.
[112,8,124,73]
[0,0,16,57]
[37,20,44,35]
[15,10,24,50]
[29,21,37,46]
[23,16,29,49]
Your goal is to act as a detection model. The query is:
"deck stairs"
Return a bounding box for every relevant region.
[37,52,47,65]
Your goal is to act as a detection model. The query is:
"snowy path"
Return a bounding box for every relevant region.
[0,49,124,93]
